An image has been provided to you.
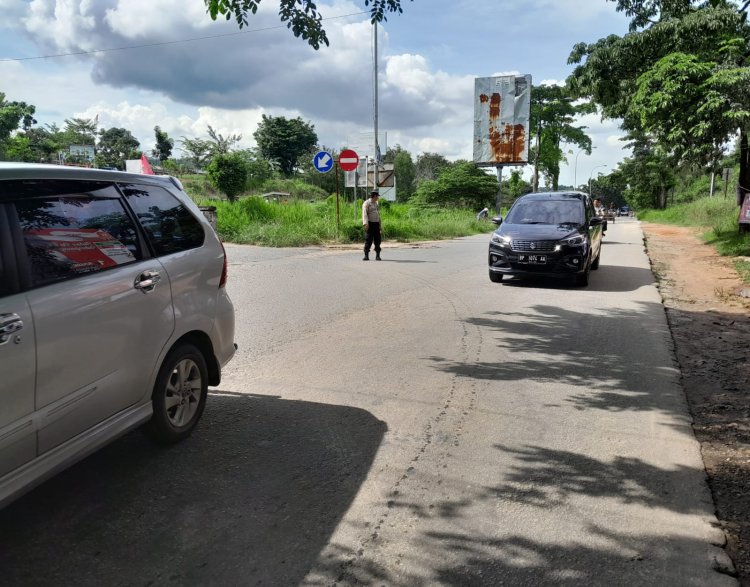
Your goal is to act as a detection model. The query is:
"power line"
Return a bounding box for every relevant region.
[0,11,368,63]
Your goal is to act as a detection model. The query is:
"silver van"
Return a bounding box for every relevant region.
[0,163,235,507]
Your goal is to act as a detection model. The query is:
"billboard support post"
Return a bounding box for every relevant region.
[496,166,504,214]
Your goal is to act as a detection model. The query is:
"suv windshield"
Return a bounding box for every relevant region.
[505,199,584,225]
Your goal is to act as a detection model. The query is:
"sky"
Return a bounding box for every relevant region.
[0,0,632,188]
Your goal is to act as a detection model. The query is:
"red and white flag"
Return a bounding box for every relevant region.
[140,153,154,175]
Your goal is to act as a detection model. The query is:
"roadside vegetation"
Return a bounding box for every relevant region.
[201,195,491,247]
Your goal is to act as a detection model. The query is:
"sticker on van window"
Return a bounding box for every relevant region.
[26,228,135,272]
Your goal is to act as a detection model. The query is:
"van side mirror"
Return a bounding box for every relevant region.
[590,216,603,226]
[491,215,503,226]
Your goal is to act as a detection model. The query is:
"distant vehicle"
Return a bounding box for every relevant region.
[602,207,616,222]
[618,206,631,216]
[0,163,236,508]
[488,191,604,287]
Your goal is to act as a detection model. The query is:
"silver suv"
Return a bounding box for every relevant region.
[0,163,236,507]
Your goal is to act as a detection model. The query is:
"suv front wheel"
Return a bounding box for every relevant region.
[146,343,209,444]
[575,256,591,287]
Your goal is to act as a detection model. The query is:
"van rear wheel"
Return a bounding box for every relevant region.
[146,343,208,444]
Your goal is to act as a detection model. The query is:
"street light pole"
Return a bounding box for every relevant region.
[573,149,586,189]
[588,164,607,196]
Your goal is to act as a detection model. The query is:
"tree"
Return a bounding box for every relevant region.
[204,0,411,49]
[617,131,677,209]
[530,84,594,191]
[589,168,629,208]
[180,136,214,171]
[384,145,416,201]
[0,92,36,159]
[253,115,317,177]
[153,126,174,162]
[95,127,141,170]
[568,0,750,207]
[238,148,278,191]
[207,124,242,155]
[503,169,532,202]
[62,118,97,145]
[4,135,35,162]
[24,124,65,162]
[207,152,249,202]
[414,152,451,184]
[412,161,498,209]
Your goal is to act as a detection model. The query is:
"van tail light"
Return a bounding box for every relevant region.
[219,242,228,288]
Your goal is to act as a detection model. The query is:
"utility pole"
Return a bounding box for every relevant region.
[373,21,379,192]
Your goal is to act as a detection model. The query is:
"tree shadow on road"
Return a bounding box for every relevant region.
[428,303,688,420]
[0,392,386,586]
[487,443,713,514]
[313,439,730,585]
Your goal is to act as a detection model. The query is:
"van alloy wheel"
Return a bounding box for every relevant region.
[147,343,209,444]
[164,359,202,427]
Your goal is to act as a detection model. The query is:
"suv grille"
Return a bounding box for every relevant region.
[512,240,556,252]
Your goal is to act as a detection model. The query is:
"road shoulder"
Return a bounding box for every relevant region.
[642,222,750,585]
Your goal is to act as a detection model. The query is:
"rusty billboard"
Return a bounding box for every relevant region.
[473,75,532,166]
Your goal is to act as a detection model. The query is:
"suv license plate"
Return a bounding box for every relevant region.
[519,255,546,264]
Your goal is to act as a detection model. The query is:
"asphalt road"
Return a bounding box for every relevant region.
[0,219,736,586]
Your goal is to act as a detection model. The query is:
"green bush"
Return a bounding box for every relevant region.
[207,153,248,202]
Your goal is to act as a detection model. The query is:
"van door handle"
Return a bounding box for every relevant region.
[0,313,23,345]
[134,270,162,293]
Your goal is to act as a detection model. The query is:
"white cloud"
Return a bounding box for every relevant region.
[23,0,98,52]
[104,0,214,38]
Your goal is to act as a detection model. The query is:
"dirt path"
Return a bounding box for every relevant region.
[642,223,750,585]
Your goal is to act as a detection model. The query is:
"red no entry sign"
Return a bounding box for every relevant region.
[338,149,359,172]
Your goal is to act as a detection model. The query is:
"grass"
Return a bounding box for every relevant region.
[638,197,750,283]
[735,260,750,285]
[200,196,494,247]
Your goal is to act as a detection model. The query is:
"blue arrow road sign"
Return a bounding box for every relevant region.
[313,150,334,173]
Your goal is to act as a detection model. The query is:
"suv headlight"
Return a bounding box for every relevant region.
[562,235,586,246]
[491,234,511,246]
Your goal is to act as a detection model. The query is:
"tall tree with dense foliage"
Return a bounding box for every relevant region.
[412,161,498,209]
[207,152,248,202]
[23,124,65,163]
[504,169,532,201]
[253,115,317,177]
[153,126,174,162]
[618,131,677,209]
[529,84,594,191]
[568,0,750,207]
[95,127,141,170]
[61,118,97,146]
[414,152,451,184]
[204,0,411,49]
[0,92,36,159]
[384,145,416,201]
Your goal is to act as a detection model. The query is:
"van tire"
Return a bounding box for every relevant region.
[146,343,208,445]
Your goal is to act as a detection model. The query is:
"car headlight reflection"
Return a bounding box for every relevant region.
[491,234,512,246]
[562,235,586,246]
